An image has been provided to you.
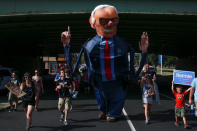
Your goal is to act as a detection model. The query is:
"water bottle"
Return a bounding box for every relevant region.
[191,104,195,115]
[72,91,78,99]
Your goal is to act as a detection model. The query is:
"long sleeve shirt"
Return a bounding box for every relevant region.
[72,35,147,84]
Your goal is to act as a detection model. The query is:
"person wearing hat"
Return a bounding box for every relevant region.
[20,72,35,131]
[61,4,148,121]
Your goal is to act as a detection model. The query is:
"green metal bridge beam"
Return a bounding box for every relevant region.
[1,0,197,16]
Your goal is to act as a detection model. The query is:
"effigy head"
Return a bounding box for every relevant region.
[89,5,119,39]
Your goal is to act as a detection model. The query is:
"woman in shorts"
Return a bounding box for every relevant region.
[20,72,35,131]
[140,75,155,125]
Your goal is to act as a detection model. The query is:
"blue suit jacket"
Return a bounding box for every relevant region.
[73,35,147,85]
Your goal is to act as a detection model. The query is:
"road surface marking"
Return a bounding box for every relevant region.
[122,107,136,131]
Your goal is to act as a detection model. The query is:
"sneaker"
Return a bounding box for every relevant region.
[59,114,64,122]
[184,123,190,129]
[98,111,106,120]
[8,109,13,112]
[63,120,68,126]
[34,108,39,112]
[145,120,149,125]
[13,109,17,112]
[174,122,179,127]
[106,116,116,122]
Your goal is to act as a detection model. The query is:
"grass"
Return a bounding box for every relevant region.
[0,103,9,110]
[156,67,174,76]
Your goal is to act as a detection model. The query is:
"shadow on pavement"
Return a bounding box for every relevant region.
[72,108,98,112]
[38,107,57,112]
[73,103,98,108]
[69,116,126,123]
[129,109,174,122]
[69,118,99,123]
[32,124,96,131]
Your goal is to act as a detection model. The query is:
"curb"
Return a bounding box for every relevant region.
[0,100,22,112]
[0,103,9,111]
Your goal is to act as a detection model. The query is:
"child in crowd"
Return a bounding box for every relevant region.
[54,69,64,82]
[171,81,191,129]
[140,75,155,124]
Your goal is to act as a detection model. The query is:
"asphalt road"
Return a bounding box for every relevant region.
[0,95,196,131]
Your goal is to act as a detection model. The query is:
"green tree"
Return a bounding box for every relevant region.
[165,56,177,66]
[147,53,158,66]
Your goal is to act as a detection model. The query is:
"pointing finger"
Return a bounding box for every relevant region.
[141,32,145,38]
[145,33,148,39]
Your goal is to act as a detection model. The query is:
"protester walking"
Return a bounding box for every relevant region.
[32,69,44,111]
[7,71,20,112]
[20,72,36,131]
[140,75,155,124]
[172,81,191,129]
[55,70,73,126]
[189,77,197,117]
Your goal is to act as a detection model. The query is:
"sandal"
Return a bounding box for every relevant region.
[98,111,106,120]
[106,116,116,122]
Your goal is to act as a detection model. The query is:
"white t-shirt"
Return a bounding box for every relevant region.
[191,78,197,101]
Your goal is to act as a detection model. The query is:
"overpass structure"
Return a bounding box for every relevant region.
[0,0,197,58]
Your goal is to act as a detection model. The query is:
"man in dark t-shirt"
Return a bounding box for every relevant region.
[55,71,73,126]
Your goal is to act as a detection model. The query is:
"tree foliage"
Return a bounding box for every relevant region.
[147,53,178,67]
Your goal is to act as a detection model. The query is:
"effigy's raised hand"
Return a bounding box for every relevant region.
[61,26,71,46]
[139,32,149,52]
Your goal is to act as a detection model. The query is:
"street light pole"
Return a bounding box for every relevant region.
[161,54,162,75]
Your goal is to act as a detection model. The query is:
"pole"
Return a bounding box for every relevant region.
[161,54,162,75]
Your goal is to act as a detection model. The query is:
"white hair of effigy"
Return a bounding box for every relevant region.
[91,4,118,24]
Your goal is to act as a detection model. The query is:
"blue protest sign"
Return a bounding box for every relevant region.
[173,70,195,86]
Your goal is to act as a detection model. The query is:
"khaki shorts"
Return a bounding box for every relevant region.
[175,107,185,117]
[58,97,71,111]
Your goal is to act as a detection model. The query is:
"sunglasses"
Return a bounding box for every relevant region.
[99,17,119,26]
